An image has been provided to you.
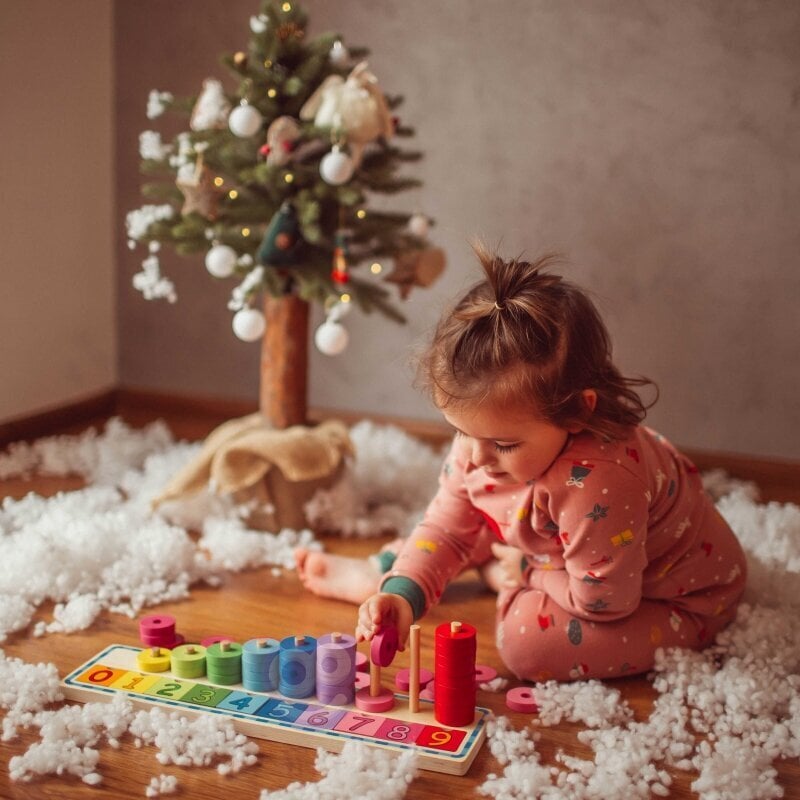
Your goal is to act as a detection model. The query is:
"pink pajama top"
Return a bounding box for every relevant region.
[380,426,747,623]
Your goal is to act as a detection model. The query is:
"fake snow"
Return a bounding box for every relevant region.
[0,419,319,643]
[146,774,179,797]
[2,420,800,798]
[258,740,418,799]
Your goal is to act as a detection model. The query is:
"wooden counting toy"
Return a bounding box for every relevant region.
[61,619,491,775]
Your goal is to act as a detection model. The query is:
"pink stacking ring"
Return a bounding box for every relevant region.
[395,667,433,691]
[139,614,176,637]
[506,686,539,713]
[370,625,399,667]
[475,664,498,684]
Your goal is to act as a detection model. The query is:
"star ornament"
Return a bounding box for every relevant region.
[176,163,224,220]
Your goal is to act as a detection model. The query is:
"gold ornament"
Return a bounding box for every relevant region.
[385,247,446,299]
[176,158,224,219]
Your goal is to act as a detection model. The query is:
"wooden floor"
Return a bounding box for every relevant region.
[1,409,799,799]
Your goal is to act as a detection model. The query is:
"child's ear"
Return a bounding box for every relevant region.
[565,390,597,433]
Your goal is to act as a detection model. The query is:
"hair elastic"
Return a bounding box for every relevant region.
[493,301,505,311]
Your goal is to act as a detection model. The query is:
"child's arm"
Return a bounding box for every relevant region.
[532,461,650,620]
[376,439,485,621]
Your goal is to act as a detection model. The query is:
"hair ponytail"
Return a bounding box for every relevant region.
[417,245,657,441]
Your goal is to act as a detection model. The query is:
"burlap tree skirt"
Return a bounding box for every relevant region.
[153,414,352,532]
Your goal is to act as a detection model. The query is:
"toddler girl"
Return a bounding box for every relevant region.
[297,247,746,682]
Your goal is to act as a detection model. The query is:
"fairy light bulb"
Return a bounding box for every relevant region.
[267,88,278,98]
[284,173,294,184]
[282,2,292,11]
[228,190,238,200]
[241,227,251,237]
[214,177,224,188]
[370,262,382,274]
[340,293,351,303]
[356,209,366,219]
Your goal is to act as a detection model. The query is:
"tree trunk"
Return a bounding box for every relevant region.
[260,294,309,428]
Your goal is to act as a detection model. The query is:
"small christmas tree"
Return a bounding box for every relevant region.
[127,0,443,429]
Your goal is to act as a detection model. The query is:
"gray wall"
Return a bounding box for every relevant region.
[1,0,115,422]
[116,1,800,460]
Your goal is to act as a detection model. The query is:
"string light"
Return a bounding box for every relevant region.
[284,173,294,184]
[281,2,292,11]
[264,59,273,68]
[340,293,351,303]
[214,177,224,187]
[370,262,382,274]
[267,88,278,98]
[228,190,239,200]
[241,227,251,237]
[356,209,367,219]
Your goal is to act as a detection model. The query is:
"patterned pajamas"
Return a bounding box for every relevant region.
[380,427,747,682]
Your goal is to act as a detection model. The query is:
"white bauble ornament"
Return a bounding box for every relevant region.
[232,308,266,341]
[229,102,263,138]
[408,213,430,238]
[319,146,355,185]
[205,244,237,278]
[329,40,350,67]
[314,320,349,355]
[250,14,268,33]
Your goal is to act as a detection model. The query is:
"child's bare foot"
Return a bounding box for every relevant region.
[294,548,381,605]
[481,543,526,592]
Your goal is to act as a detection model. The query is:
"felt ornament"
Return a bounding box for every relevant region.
[176,158,223,220]
[262,116,301,167]
[190,79,232,131]
[330,228,352,285]
[385,247,446,299]
[257,202,303,266]
[299,61,393,167]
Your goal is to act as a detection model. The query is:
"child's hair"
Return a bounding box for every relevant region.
[417,244,657,441]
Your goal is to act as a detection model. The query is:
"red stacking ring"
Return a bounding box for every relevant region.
[433,621,477,728]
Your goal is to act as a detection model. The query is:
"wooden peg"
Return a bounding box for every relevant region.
[409,624,421,713]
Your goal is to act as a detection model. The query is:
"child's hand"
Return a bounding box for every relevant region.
[490,542,526,589]
[356,593,414,650]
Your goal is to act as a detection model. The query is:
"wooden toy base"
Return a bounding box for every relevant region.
[62,645,489,776]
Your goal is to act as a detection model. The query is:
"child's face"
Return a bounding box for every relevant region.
[442,401,570,485]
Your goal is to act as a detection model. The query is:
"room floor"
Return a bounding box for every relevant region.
[1,408,798,799]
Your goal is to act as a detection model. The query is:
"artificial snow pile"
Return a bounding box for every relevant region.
[258,740,418,799]
[0,418,323,642]
[305,420,446,537]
